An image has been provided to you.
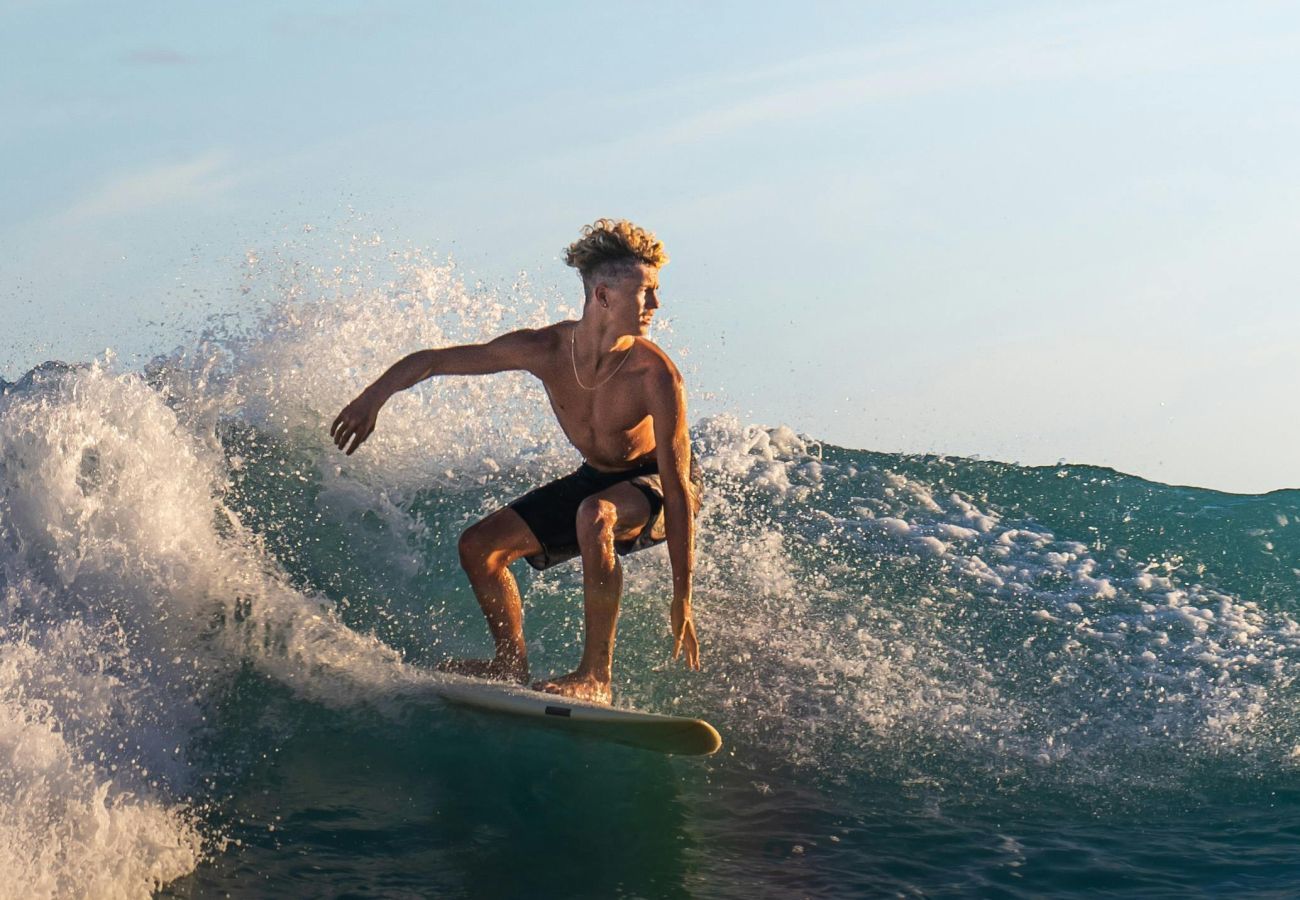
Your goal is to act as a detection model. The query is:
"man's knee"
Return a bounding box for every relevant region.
[575,496,618,551]
[459,518,515,573]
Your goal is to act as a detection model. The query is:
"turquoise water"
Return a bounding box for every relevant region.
[3,255,1299,898]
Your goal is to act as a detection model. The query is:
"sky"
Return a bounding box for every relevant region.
[2,1,1298,493]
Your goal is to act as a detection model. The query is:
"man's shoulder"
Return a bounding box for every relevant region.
[519,322,569,342]
[631,337,683,388]
[502,322,565,355]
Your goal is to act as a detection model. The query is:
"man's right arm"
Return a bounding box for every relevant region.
[330,328,548,454]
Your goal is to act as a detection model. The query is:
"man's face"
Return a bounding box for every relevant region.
[601,263,661,335]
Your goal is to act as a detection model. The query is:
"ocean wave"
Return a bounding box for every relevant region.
[5,245,1300,894]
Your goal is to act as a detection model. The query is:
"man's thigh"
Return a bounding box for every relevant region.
[466,507,544,558]
[584,481,654,542]
[509,475,653,571]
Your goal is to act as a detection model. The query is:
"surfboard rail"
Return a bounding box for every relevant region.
[426,673,723,756]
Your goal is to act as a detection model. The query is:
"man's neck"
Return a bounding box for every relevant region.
[572,317,633,358]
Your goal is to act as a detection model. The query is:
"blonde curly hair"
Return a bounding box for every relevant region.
[564,218,668,296]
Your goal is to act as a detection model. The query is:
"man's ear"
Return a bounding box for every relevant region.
[595,282,609,309]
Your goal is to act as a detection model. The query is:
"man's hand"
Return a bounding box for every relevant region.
[670,595,701,671]
[330,391,382,455]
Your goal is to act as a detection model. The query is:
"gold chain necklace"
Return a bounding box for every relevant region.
[570,327,632,390]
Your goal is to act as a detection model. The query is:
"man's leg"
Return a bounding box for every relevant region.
[534,482,652,703]
[440,507,542,683]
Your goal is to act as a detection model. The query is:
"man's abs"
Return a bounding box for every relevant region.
[542,384,656,468]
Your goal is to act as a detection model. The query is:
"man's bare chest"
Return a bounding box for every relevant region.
[538,368,655,464]
[544,378,649,431]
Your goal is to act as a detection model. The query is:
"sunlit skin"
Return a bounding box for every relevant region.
[330,262,698,704]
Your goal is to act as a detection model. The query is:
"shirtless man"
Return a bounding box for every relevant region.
[329,219,700,704]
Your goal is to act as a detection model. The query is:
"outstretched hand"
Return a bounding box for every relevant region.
[330,393,380,455]
[670,596,701,671]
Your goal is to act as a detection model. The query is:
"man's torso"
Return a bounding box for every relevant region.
[529,322,673,471]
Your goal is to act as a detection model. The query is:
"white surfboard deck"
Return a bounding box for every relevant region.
[426,672,722,756]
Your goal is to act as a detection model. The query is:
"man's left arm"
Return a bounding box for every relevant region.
[650,365,700,671]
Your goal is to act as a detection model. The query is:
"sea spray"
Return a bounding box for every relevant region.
[1,364,216,898]
[5,238,1300,895]
[0,362,423,897]
[149,242,1300,789]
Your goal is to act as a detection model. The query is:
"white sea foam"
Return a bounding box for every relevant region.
[0,638,202,900]
[631,417,1300,781]
[0,360,434,897]
[675,420,1027,769]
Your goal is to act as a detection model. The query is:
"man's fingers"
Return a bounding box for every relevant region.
[670,615,700,670]
[332,416,373,454]
[332,411,352,444]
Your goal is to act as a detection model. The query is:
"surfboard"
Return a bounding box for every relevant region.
[426,673,722,756]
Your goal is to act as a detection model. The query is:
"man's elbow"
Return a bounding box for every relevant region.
[406,349,440,380]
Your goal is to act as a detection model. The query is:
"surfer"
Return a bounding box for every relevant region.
[330,219,700,704]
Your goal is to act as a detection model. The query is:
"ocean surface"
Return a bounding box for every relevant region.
[3,252,1299,899]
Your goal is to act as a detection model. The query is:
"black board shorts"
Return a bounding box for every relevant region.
[509,457,702,571]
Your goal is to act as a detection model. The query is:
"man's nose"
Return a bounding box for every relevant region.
[647,292,660,309]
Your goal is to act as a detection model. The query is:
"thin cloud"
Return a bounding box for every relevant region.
[633,5,1300,151]
[60,152,238,223]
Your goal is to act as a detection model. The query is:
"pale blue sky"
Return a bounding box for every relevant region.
[3,1,1298,491]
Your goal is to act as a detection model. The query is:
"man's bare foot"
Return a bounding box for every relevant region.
[437,657,529,684]
[532,671,612,705]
